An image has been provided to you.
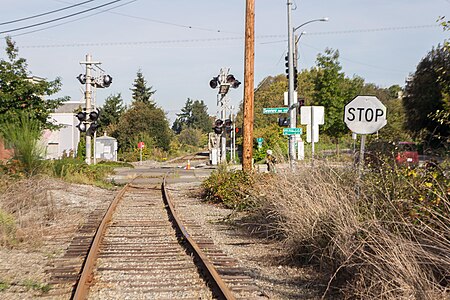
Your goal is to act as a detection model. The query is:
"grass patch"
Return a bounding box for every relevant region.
[22,279,51,293]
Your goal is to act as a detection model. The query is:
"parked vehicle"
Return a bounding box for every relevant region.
[395,142,419,166]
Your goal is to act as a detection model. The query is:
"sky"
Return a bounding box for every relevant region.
[0,0,449,123]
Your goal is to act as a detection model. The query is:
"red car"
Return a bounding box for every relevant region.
[395,142,419,166]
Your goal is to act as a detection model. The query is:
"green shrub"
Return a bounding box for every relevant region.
[201,165,256,210]
[49,158,115,187]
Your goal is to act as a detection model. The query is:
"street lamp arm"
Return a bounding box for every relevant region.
[294,17,328,32]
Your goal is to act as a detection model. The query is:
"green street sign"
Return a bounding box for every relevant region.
[263,107,288,114]
[283,128,302,135]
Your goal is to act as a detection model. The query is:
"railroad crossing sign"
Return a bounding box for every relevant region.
[283,128,302,136]
[344,96,387,134]
[263,107,288,114]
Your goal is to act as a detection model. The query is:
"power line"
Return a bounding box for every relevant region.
[53,0,240,34]
[11,0,137,38]
[0,0,96,26]
[0,0,123,35]
[19,24,442,48]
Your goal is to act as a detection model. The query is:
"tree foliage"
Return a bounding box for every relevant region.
[403,45,450,143]
[313,48,362,143]
[172,98,211,134]
[98,93,125,136]
[0,37,66,128]
[115,101,172,152]
[130,69,156,107]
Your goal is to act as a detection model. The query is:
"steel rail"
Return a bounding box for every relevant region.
[162,174,237,300]
[72,182,131,300]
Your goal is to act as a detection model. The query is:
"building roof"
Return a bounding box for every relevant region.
[53,102,84,114]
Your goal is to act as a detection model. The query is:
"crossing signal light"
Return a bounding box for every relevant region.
[89,111,99,122]
[77,74,86,84]
[102,75,112,88]
[209,76,219,89]
[213,119,223,134]
[75,111,87,132]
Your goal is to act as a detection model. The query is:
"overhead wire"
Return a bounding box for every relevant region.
[0,0,96,26]
[19,24,442,48]
[0,0,123,35]
[53,0,240,34]
[11,0,137,38]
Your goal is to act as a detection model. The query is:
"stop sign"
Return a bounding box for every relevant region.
[344,96,387,134]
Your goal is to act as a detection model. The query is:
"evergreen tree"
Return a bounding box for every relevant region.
[0,37,66,128]
[130,69,156,107]
[172,98,210,134]
[98,93,125,135]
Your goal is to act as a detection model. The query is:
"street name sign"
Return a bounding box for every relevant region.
[283,128,302,135]
[344,96,387,134]
[263,107,288,114]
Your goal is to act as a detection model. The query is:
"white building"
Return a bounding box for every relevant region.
[43,101,83,159]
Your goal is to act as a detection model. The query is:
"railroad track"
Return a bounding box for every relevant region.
[46,174,262,299]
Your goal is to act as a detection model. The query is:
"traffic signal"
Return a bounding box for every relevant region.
[75,111,87,132]
[298,98,305,114]
[293,67,298,90]
[278,117,289,127]
[235,127,241,135]
[285,54,289,79]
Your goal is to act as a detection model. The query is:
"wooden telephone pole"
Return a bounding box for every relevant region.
[242,0,255,172]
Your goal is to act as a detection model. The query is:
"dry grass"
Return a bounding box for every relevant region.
[0,176,62,247]
[248,163,450,299]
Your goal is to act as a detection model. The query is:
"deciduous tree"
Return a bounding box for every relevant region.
[0,37,66,128]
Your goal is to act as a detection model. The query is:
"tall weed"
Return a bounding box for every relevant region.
[0,112,45,176]
[248,163,449,299]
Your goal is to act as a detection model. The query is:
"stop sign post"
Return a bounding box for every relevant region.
[344,96,387,174]
[138,141,145,165]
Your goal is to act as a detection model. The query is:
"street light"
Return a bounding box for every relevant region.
[286,3,328,164]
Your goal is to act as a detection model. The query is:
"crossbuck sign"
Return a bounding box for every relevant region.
[344,96,387,134]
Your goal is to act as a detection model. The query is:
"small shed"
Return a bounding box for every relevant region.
[95,134,118,161]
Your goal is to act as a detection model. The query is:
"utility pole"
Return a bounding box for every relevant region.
[242,0,255,172]
[287,0,296,163]
[84,54,93,165]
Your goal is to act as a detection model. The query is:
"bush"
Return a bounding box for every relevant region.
[201,165,257,210]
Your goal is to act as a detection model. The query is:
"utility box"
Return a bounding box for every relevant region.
[95,134,118,161]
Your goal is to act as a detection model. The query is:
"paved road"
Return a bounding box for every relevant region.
[110,162,216,185]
